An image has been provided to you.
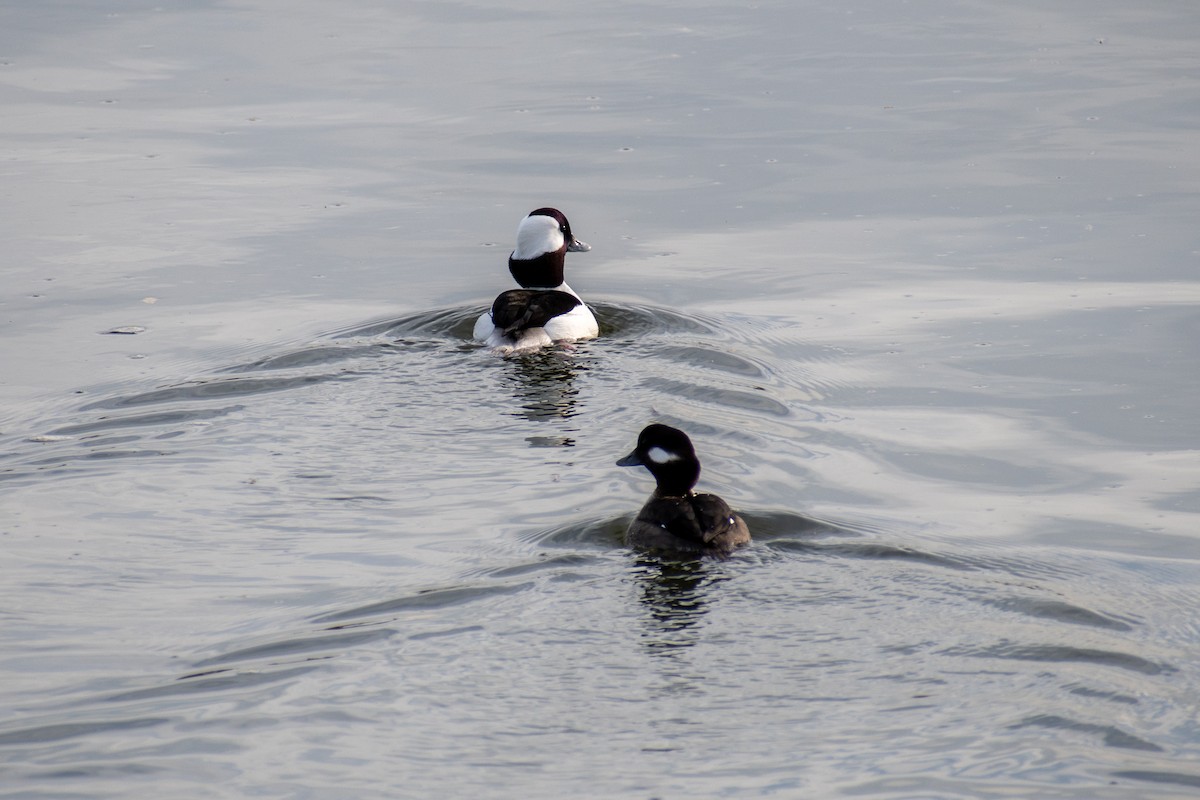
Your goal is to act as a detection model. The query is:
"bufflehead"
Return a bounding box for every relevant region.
[617,423,751,556]
[473,208,598,353]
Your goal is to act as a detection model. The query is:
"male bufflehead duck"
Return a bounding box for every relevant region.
[473,207,598,353]
[617,423,751,556]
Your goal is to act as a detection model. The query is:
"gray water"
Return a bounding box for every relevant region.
[2,1,1199,797]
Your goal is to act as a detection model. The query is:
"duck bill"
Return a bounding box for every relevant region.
[567,238,591,252]
[616,450,643,467]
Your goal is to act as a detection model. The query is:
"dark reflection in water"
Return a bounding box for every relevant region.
[498,346,591,434]
[631,557,723,653]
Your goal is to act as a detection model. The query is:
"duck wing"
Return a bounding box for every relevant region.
[687,493,744,546]
[636,497,706,546]
[490,290,581,338]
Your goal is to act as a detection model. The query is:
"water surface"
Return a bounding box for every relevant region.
[2,1,1199,797]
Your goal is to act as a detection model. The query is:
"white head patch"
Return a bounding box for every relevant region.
[647,446,681,465]
[514,214,564,260]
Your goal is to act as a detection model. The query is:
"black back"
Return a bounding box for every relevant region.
[490,289,581,337]
[637,492,740,547]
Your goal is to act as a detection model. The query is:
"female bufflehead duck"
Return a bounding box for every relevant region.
[473,208,598,353]
[617,423,751,556]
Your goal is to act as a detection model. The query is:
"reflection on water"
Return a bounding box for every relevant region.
[632,556,727,656]
[500,346,589,431]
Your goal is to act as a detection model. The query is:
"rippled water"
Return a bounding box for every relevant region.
[3,1,1200,798]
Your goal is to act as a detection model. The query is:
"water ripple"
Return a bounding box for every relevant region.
[0,716,169,747]
[940,640,1172,676]
[313,581,532,625]
[103,665,319,704]
[1011,714,1164,752]
[80,372,361,411]
[771,539,979,571]
[642,376,791,417]
[192,627,398,668]
[982,596,1134,632]
[1111,770,1200,791]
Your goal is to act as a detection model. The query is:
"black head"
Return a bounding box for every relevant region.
[616,423,702,497]
[509,208,590,289]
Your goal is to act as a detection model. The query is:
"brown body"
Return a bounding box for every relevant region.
[618,424,751,557]
[626,491,751,556]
